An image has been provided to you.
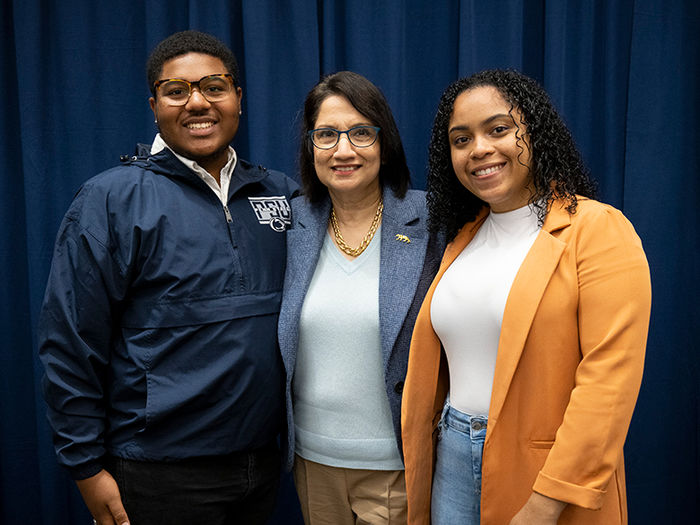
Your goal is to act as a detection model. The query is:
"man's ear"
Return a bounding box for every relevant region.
[149,97,157,121]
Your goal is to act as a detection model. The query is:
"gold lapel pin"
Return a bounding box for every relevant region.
[395,234,411,243]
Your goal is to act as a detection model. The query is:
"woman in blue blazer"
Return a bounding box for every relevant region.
[278,71,441,524]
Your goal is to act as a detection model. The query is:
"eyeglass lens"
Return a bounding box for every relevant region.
[158,75,232,105]
[311,126,379,149]
[311,126,379,148]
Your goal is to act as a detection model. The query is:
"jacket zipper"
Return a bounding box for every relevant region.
[221,202,244,289]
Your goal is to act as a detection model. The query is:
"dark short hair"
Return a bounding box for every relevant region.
[427,69,597,240]
[299,71,410,203]
[146,30,240,96]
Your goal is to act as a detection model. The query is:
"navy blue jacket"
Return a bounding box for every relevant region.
[277,188,443,471]
[38,146,298,479]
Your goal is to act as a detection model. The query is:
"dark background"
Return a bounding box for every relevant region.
[1,1,698,523]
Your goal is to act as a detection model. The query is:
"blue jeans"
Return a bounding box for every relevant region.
[431,402,488,525]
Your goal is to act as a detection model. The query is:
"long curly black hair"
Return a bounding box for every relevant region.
[427,69,597,241]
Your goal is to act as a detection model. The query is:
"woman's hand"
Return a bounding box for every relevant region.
[509,492,566,525]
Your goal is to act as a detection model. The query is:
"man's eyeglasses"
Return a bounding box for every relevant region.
[153,74,235,106]
[308,126,380,149]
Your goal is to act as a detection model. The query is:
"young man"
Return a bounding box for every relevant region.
[38,30,298,525]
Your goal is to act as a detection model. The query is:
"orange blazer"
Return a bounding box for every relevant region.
[401,198,651,525]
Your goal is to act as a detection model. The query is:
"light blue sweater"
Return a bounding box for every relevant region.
[294,226,404,470]
[278,188,445,472]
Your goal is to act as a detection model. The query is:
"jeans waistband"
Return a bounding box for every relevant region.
[442,402,488,434]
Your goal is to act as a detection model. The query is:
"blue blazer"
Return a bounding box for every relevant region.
[278,187,443,471]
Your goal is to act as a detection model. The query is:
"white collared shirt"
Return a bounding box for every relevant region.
[150,133,237,205]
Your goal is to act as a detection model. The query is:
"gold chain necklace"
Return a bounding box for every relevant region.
[330,199,384,257]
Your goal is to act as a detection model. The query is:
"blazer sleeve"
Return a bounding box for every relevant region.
[533,204,652,509]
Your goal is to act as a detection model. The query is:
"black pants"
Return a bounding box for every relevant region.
[107,443,281,525]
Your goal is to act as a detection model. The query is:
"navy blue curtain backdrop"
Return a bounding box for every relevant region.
[1,0,698,523]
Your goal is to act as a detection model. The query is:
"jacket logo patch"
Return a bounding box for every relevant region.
[248,196,291,232]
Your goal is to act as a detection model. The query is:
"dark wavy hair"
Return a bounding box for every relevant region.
[147,30,240,96]
[427,69,596,240]
[299,71,410,203]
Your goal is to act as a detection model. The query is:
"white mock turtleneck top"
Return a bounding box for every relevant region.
[431,204,541,416]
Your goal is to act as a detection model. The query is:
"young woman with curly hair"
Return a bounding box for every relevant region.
[401,70,651,525]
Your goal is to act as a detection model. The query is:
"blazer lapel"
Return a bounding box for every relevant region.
[279,197,330,376]
[487,202,571,428]
[378,190,428,370]
[440,210,489,272]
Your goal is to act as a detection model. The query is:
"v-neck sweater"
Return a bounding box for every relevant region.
[293,225,404,470]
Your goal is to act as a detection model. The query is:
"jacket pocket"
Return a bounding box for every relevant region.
[529,439,555,449]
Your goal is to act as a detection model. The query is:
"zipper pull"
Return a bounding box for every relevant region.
[223,205,233,223]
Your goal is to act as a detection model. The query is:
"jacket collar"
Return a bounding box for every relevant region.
[125,145,269,198]
[542,198,573,234]
[293,186,424,230]
[442,199,572,266]
[382,187,424,234]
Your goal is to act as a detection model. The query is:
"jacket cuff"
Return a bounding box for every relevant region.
[68,458,104,481]
[533,470,605,510]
